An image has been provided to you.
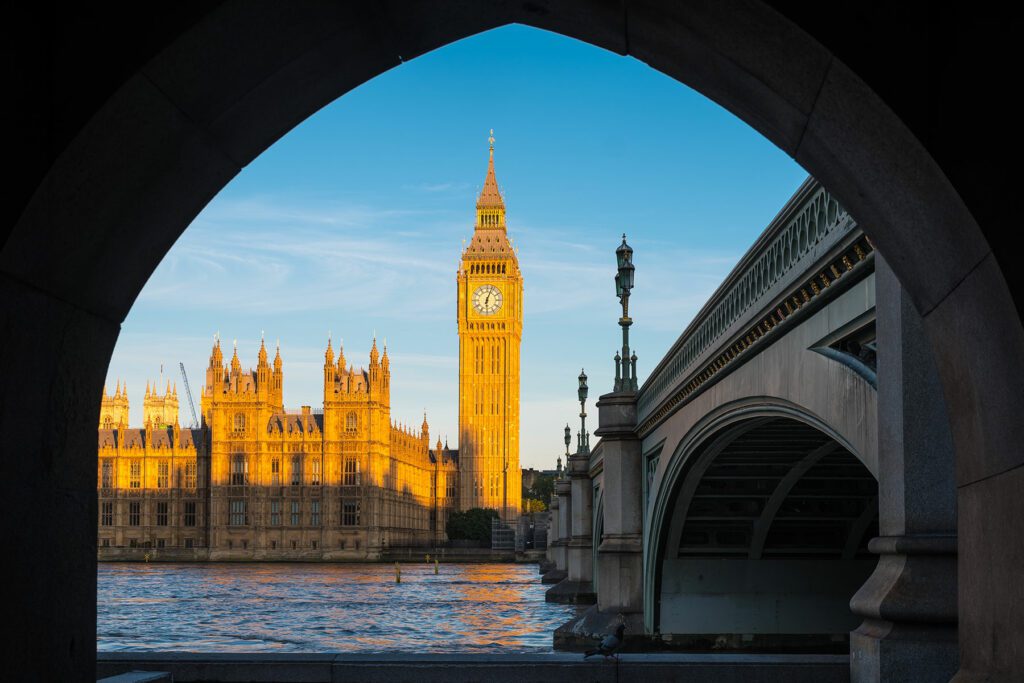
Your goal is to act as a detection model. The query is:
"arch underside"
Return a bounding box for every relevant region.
[657,417,877,646]
[5,2,1022,679]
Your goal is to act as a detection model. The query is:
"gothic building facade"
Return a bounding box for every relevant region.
[97,338,459,560]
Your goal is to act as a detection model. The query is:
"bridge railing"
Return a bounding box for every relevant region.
[636,177,870,431]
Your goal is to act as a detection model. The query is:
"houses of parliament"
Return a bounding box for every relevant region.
[97,137,523,559]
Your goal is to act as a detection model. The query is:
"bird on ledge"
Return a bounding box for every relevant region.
[583,622,625,660]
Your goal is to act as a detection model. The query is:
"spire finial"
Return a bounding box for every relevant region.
[488,128,495,152]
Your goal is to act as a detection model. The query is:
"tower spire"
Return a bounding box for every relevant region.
[475,129,505,230]
[258,335,268,366]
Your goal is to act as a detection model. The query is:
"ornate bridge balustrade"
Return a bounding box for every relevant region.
[637,178,873,433]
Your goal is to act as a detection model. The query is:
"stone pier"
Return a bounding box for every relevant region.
[849,256,958,681]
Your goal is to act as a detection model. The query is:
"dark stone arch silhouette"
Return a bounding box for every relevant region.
[4,2,1020,680]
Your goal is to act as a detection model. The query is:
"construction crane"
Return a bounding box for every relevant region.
[179,362,200,429]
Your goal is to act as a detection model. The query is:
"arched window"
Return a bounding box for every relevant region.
[231,454,247,485]
[346,412,357,433]
[233,412,246,432]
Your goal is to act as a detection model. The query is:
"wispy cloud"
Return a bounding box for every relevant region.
[403,181,472,193]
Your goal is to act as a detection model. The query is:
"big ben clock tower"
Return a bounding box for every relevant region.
[457,131,522,521]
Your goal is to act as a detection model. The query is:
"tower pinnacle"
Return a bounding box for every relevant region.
[475,129,505,226]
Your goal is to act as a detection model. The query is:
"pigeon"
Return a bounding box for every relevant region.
[584,623,625,660]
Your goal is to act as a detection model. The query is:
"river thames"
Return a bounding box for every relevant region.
[98,562,578,653]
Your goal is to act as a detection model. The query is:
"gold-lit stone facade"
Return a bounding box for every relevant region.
[97,338,459,560]
[97,138,523,557]
[457,136,523,520]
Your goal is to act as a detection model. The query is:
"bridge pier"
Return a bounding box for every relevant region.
[594,391,644,616]
[539,495,559,577]
[849,257,958,682]
[547,453,596,603]
[543,478,571,590]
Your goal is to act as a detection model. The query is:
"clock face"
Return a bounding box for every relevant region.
[472,284,503,315]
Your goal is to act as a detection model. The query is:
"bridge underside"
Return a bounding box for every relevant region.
[657,417,877,650]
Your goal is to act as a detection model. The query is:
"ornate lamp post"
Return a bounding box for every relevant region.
[577,369,590,454]
[559,424,571,477]
[614,234,637,391]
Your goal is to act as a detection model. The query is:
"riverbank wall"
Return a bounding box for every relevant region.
[98,547,547,564]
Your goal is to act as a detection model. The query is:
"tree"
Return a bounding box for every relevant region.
[522,472,555,512]
[445,507,500,543]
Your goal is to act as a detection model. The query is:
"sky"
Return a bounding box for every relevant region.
[106,24,808,470]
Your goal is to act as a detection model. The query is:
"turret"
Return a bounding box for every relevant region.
[206,336,224,393]
[230,340,241,376]
[256,336,270,399]
[421,411,430,446]
[99,378,130,428]
[144,374,180,428]
[369,336,380,386]
[336,339,346,376]
[381,341,391,394]
[324,337,336,392]
[273,341,283,406]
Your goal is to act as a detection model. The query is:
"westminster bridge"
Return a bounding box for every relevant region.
[544,178,958,681]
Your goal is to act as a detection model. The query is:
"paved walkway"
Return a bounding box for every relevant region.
[98,652,849,682]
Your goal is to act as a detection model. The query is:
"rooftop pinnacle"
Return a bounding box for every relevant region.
[476,129,505,212]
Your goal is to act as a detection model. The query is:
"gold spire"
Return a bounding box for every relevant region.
[258,336,268,366]
[476,129,505,217]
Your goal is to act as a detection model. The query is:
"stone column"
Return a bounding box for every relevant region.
[850,255,958,681]
[594,391,644,616]
[567,451,594,587]
[544,477,573,596]
[540,495,559,574]
[547,455,596,604]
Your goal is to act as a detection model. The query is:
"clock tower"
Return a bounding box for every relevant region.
[457,132,522,521]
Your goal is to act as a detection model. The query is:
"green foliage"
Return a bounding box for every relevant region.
[522,472,555,513]
[445,507,500,542]
[523,498,548,513]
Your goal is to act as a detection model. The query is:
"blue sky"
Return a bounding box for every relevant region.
[107,25,807,469]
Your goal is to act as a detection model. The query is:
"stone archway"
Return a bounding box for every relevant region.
[651,414,877,649]
[5,2,1021,680]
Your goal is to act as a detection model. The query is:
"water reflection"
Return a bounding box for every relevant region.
[98,563,578,653]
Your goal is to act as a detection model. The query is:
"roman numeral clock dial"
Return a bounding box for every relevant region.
[472,284,502,315]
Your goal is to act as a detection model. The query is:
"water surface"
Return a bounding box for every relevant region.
[98,562,577,652]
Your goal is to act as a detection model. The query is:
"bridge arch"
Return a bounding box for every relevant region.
[7,3,1020,678]
[645,401,878,642]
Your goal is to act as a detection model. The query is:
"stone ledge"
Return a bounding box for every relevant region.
[541,568,566,584]
[97,652,850,683]
[545,578,597,604]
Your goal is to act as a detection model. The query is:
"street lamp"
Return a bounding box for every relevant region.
[577,369,590,454]
[614,234,637,392]
[559,424,571,477]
